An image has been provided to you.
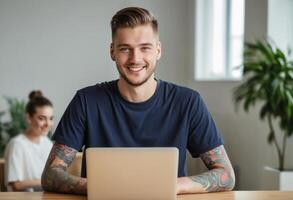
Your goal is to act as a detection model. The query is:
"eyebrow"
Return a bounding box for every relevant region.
[140,43,153,47]
[117,43,154,48]
[38,115,54,118]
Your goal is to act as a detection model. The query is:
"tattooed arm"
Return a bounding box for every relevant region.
[176,145,235,194]
[41,142,87,195]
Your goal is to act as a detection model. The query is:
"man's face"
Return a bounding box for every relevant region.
[110,24,161,86]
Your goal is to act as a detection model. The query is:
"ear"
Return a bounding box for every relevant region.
[110,43,115,61]
[156,41,162,60]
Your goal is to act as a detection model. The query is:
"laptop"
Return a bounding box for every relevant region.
[86,147,178,200]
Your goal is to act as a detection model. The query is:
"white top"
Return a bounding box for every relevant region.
[4,134,53,192]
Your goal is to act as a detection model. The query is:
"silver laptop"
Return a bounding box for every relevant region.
[86,147,178,200]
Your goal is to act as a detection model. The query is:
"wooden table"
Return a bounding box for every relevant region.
[0,191,293,200]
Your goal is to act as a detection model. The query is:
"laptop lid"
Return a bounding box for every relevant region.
[86,147,178,200]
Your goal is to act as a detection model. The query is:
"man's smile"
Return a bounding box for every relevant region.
[127,66,146,72]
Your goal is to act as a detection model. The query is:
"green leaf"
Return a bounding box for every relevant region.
[260,103,269,119]
[255,40,275,63]
[287,90,293,101]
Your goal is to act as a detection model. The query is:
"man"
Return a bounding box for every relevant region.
[41,7,235,195]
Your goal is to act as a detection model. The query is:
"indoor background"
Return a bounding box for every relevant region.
[0,0,292,190]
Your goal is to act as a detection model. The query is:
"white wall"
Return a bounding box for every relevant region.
[268,0,293,54]
[1,0,293,190]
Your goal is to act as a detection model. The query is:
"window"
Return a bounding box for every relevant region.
[195,0,245,81]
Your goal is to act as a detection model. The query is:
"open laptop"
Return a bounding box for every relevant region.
[86,147,178,200]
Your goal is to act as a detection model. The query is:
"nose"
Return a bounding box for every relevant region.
[44,120,49,127]
[45,118,52,128]
[129,48,142,64]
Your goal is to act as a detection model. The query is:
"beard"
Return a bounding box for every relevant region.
[117,65,156,87]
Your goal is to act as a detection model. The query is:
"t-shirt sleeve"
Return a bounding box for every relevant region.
[4,140,25,184]
[52,91,86,151]
[187,93,223,157]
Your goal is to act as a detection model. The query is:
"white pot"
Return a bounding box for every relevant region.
[264,166,293,190]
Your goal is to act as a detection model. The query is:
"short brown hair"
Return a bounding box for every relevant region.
[111,7,158,39]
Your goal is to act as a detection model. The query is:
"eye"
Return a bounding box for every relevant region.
[119,47,130,53]
[38,116,46,121]
[141,46,152,52]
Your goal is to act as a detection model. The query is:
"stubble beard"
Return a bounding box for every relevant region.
[117,65,156,87]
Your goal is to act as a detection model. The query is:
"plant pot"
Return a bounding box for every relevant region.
[263,166,293,190]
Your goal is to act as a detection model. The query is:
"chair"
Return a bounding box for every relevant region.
[0,159,6,191]
[68,152,83,177]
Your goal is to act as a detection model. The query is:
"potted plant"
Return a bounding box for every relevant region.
[0,97,27,157]
[233,39,293,190]
[0,97,26,191]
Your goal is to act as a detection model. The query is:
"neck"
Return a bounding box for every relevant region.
[24,129,41,143]
[118,76,157,103]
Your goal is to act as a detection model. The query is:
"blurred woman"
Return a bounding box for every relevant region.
[4,91,54,191]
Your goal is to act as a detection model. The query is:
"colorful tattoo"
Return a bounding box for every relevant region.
[190,145,235,192]
[41,142,87,195]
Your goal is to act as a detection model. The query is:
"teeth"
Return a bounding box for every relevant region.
[129,67,144,72]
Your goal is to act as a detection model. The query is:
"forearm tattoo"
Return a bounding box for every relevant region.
[190,145,235,192]
[41,142,87,195]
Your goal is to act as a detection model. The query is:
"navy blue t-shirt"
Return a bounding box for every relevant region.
[53,80,223,177]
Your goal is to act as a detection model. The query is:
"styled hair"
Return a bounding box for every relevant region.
[25,90,53,116]
[111,7,158,39]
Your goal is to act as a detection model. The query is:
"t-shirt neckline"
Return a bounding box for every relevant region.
[114,79,161,109]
